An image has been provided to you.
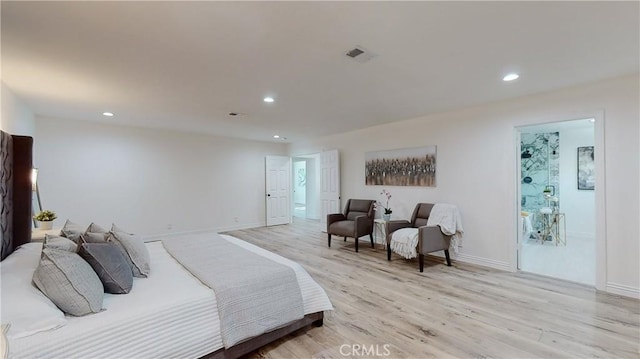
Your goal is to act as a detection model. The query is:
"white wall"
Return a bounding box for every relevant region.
[559,126,595,238]
[289,74,639,298]
[1,82,35,136]
[34,117,287,235]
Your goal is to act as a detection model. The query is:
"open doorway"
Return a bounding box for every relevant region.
[292,154,321,220]
[517,118,596,285]
[293,159,307,218]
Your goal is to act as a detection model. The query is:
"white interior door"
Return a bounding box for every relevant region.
[266,155,291,226]
[320,149,340,232]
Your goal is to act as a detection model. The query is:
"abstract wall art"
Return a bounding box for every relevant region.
[577,146,595,190]
[365,146,436,186]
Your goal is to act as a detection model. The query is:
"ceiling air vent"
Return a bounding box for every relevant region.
[345,46,375,63]
[346,48,365,58]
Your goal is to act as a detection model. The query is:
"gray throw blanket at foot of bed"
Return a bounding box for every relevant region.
[162,233,304,348]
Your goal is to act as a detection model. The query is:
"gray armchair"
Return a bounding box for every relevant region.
[327,199,375,252]
[385,203,452,271]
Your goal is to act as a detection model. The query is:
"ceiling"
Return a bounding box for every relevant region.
[2,2,638,143]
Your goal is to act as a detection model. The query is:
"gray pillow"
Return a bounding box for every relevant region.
[43,234,77,252]
[32,248,104,316]
[60,220,84,244]
[81,232,108,243]
[86,223,107,233]
[78,243,133,294]
[105,234,136,277]
[110,223,133,234]
[81,223,109,243]
[108,231,150,278]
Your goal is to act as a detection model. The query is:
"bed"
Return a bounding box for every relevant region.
[0,130,332,359]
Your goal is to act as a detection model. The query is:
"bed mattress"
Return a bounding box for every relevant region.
[9,234,332,359]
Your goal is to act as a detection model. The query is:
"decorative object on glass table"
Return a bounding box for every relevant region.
[374,189,392,220]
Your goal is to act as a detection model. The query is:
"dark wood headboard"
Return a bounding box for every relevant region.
[0,130,33,261]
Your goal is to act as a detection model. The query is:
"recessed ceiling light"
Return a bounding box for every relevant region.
[273,135,280,139]
[503,73,519,82]
[102,112,114,117]
[264,97,275,103]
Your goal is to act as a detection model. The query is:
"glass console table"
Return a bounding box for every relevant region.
[540,212,566,246]
[373,219,388,246]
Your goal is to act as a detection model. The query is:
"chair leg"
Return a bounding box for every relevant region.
[327,234,331,248]
[344,236,347,241]
[419,254,424,272]
[355,237,359,252]
[387,243,391,261]
[369,233,374,248]
[444,250,452,266]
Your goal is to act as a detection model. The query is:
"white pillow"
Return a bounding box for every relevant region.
[1,324,8,359]
[0,243,66,339]
[43,234,78,252]
[82,223,109,243]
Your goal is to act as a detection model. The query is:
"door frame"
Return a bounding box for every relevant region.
[320,149,340,232]
[512,111,606,291]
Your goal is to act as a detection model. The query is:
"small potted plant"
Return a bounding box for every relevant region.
[33,210,57,230]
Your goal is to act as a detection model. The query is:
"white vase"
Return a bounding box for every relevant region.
[382,214,391,221]
[37,221,53,230]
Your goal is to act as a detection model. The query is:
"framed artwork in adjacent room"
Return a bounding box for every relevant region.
[577,146,595,190]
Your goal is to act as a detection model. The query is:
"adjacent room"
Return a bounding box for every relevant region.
[1,2,639,358]
[518,119,597,285]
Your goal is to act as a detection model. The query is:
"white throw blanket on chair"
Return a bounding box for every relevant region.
[389,203,464,259]
[390,227,420,259]
[426,203,464,254]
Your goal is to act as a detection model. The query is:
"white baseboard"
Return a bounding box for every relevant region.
[606,282,640,299]
[218,222,266,232]
[143,228,215,241]
[455,253,511,272]
[143,222,265,241]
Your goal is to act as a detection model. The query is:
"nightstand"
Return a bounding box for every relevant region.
[31,228,62,241]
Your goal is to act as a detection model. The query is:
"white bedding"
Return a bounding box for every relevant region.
[8,234,332,359]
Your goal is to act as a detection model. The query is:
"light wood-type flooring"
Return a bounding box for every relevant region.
[223,218,639,359]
